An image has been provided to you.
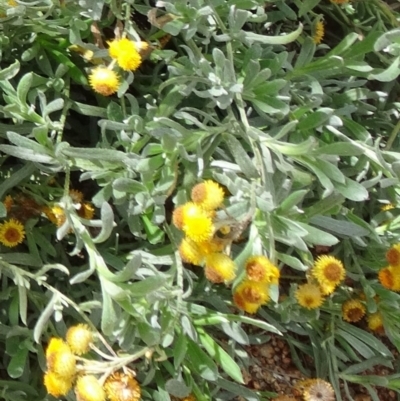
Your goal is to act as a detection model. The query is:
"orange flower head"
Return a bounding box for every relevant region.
[233,291,262,314]
[104,371,141,401]
[295,283,324,309]
[235,279,270,305]
[312,255,345,295]
[191,180,225,210]
[75,375,106,401]
[205,253,236,283]
[89,67,120,96]
[0,218,25,247]
[3,195,13,212]
[66,324,93,355]
[342,299,366,322]
[44,371,73,397]
[245,255,280,284]
[172,205,185,229]
[386,244,400,267]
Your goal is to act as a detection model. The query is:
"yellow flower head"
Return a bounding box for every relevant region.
[295,283,324,310]
[235,279,270,305]
[89,67,120,96]
[312,255,345,295]
[381,203,395,211]
[191,180,225,210]
[245,255,280,284]
[44,371,73,397]
[313,21,324,44]
[367,312,384,335]
[66,324,93,355]
[69,189,84,203]
[46,338,76,380]
[342,299,366,322]
[302,379,335,401]
[181,202,214,243]
[108,38,142,71]
[3,195,13,212]
[0,218,25,247]
[8,0,18,6]
[104,372,141,401]
[43,205,66,227]
[233,284,266,314]
[75,375,106,401]
[386,244,400,267]
[78,202,95,220]
[205,253,236,283]
[179,237,204,266]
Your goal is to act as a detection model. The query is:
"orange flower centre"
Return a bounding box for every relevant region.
[5,227,21,242]
[242,287,261,303]
[347,308,363,322]
[246,263,265,282]
[386,248,400,266]
[323,263,342,281]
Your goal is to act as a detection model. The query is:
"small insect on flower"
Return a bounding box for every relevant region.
[245,255,280,284]
[108,38,143,71]
[295,283,324,310]
[386,243,400,267]
[66,324,93,355]
[302,378,335,401]
[191,180,225,211]
[342,299,366,322]
[0,218,25,247]
[104,372,141,401]
[44,371,73,397]
[205,253,236,283]
[312,255,345,295]
[313,21,324,44]
[75,375,106,401]
[89,67,120,96]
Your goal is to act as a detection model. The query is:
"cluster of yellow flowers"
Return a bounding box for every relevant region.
[89,37,148,97]
[378,243,400,291]
[295,255,345,310]
[44,324,141,401]
[233,255,280,314]
[173,180,238,283]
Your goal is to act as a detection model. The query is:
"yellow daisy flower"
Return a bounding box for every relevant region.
[378,265,400,291]
[89,67,120,96]
[367,312,384,335]
[66,324,93,355]
[245,255,280,284]
[44,371,73,397]
[191,180,225,210]
[0,218,25,247]
[43,205,66,227]
[313,21,324,44]
[104,372,141,401]
[75,375,106,401]
[386,243,400,267]
[46,338,76,380]
[302,379,335,401]
[295,283,324,309]
[312,255,345,295]
[179,237,204,266]
[342,299,366,322]
[235,279,270,305]
[204,253,236,283]
[181,202,214,243]
[108,38,142,71]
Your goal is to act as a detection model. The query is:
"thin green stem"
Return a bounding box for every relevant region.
[385,119,400,150]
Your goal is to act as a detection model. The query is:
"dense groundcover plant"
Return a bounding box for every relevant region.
[2,0,400,400]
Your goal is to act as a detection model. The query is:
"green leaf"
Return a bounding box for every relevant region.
[174,330,188,369]
[0,60,20,80]
[7,347,28,379]
[335,178,369,202]
[298,109,333,131]
[197,327,244,383]
[310,216,369,237]
[278,189,308,212]
[296,222,339,246]
[298,0,321,16]
[223,133,259,178]
[244,23,303,45]
[316,142,365,156]
[186,339,218,381]
[336,329,376,359]
[17,73,33,105]
[368,56,400,82]
[165,379,190,398]
[119,275,166,297]
[216,378,259,401]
